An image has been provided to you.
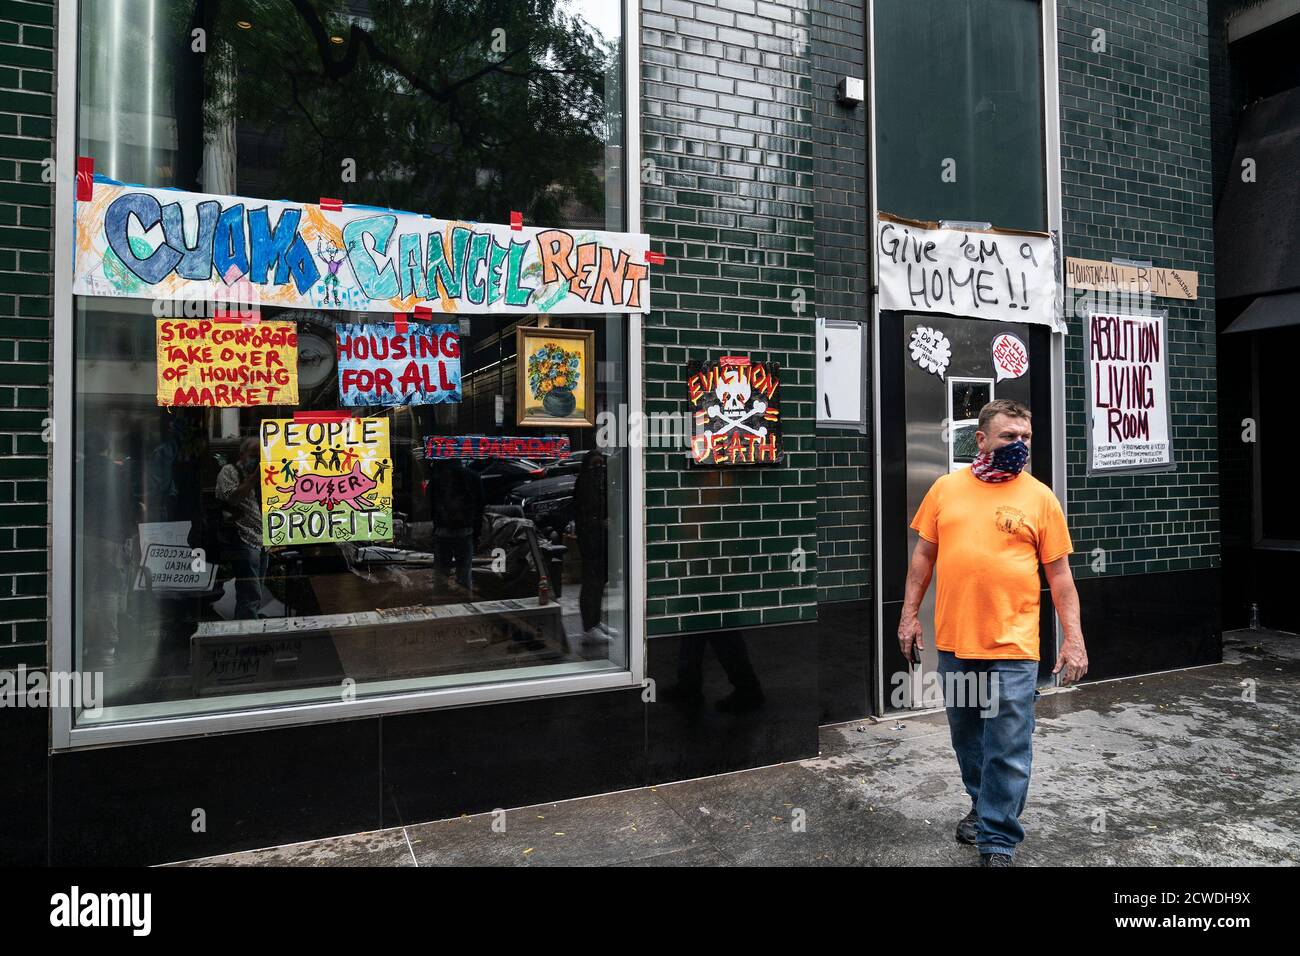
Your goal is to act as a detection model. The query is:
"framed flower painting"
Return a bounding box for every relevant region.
[515,326,596,428]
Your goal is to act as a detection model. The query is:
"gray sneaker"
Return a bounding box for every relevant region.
[955,809,978,845]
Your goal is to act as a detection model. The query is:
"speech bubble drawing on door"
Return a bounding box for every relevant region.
[909,326,951,379]
[991,333,1029,383]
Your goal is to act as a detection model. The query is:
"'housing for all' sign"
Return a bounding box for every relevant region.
[1086,311,1173,473]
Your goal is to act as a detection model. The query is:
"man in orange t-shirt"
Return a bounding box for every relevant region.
[900,399,1088,867]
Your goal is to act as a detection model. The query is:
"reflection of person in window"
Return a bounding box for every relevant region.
[216,437,267,618]
[427,459,484,594]
[81,430,132,666]
[574,450,611,650]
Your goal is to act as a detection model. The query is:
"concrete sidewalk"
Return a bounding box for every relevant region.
[176,629,1300,867]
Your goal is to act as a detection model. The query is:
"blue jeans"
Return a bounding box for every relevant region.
[935,650,1038,856]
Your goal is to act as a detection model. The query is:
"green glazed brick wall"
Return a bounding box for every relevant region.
[1057,0,1219,581]
[0,0,53,669]
[811,0,870,605]
[641,0,819,635]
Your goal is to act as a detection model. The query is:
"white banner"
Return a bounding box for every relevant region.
[875,213,1062,331]
[74,178,651,315]
[1086,310,1174,473]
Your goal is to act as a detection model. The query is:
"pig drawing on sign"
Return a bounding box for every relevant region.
[275,463,379,513]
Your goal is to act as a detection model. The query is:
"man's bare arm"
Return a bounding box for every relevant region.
[898,537,938,658]
[1043,556,1088,685]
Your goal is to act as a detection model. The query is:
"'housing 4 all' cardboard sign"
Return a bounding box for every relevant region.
[687,357,783,466]
[259,417,393,545]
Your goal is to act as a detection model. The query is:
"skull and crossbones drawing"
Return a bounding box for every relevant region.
[704,369,767,442]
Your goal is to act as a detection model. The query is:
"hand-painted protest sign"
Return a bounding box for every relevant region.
[424,435,571,460]
[991,332,1029,383]
[74,177,652,315]
[156,319,298,406]
[1086,311,1174,473]
[336,323,461,407]
[686,357,783,466]
[1067,257,1197,301]
[259,417,393,545]
[876,213,1063,331]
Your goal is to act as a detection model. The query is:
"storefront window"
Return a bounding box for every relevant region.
[70,0,632,728]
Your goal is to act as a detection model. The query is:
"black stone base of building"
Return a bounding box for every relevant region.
[816,598,873,724]
[7,622,819,866]
[1074,568,1223,680]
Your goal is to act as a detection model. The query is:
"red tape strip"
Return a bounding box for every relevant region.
[76,157,94,201]
[646,251,665,265]
[510,211,524,230]
[394,313,409,334]
[319,197,343,211]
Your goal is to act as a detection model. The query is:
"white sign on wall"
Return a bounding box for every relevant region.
[875,213,1063,332]
[1086,310,1175,474]
[816,317,865,427]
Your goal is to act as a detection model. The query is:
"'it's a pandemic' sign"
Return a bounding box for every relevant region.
[74,178,652,315]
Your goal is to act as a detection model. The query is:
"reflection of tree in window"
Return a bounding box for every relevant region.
[170,0,618,228]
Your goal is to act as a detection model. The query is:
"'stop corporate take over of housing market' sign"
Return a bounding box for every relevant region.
[72,178,653,315]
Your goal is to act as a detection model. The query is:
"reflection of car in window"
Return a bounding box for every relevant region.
[951,419,979,470]
[463,457,546,503]
[508,473,577,538]
[542,449,587,478]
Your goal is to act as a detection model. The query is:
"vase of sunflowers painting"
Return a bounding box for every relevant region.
[529,342,580,417]
[515,326,595,427]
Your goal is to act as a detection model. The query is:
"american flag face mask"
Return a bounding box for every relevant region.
[970,439,1029,482]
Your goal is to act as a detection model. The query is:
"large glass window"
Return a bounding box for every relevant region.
[873,0,1047,232]
[71,0,632,728]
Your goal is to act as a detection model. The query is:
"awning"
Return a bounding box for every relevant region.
[1223,291,1300,333]
[1216,86,1300,300]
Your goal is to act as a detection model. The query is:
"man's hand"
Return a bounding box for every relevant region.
[1043,555,1087,686]
[898,612,924,662]
[1053,636,1088,686]
[900,536,937,663]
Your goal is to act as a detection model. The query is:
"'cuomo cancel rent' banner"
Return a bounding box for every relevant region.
[1087,311,1172,473]
[73,178,651,315]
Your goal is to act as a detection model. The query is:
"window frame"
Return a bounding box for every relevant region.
[50,0,646,750]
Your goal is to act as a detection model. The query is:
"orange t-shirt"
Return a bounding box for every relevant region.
[909,467,1073,661]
